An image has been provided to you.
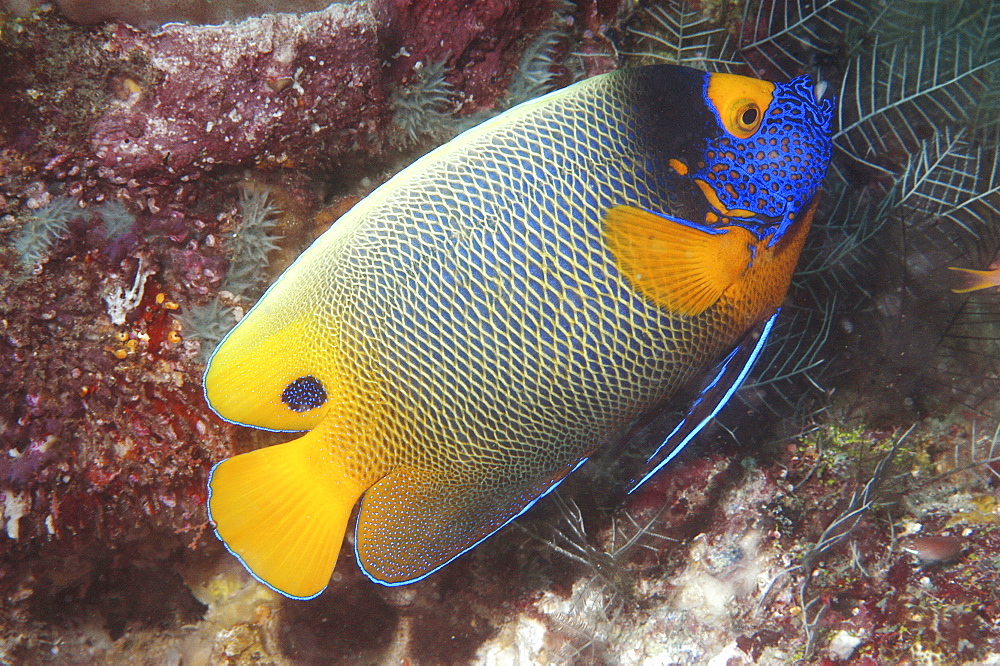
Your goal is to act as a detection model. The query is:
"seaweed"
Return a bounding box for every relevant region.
[524,492,672,600]
[732,0,1000,416]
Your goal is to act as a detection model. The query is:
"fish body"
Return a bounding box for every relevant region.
[204,65,834,598]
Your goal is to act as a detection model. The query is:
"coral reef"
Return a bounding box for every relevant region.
[377,0,556,117]
[477,419,1000,664]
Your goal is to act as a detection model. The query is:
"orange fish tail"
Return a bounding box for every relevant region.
[948,266,1000,294]
[208,425,368,599]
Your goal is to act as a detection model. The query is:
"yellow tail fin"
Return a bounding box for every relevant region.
[208,428,366,599]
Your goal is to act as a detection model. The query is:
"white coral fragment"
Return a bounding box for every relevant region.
[104,255,154,326]
[3,491,29,540]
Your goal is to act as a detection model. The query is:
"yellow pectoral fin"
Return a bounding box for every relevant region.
[948,266,1000,294]
[208,426,368,599]
[604,204,754,316]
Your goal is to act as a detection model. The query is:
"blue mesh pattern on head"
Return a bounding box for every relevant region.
[696,76,834,229]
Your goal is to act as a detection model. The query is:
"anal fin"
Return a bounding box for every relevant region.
[627,311,779,493]
[355,457,588,585]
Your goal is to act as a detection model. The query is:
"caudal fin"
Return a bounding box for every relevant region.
[948,266,1000,294]
[208,430,367,599]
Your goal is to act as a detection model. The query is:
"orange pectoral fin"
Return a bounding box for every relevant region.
[208,425,368,599]
[603,204,755,316]
[948,266,1000,294]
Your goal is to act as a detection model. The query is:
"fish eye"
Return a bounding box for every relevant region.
[734,102,762,133]
[705,73,774,139]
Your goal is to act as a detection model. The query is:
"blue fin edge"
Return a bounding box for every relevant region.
[356,456,590,587]
[205,460,325,601]
[627,310,780,494]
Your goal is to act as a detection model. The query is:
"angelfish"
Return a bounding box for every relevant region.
[204,64,834,599]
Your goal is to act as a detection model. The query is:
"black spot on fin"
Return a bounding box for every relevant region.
[281,375,328,412]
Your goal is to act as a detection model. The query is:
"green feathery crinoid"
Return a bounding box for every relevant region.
[223,187,282,299]
[14,195,79,272]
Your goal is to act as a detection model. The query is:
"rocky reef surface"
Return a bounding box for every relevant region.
[1,0,998,663]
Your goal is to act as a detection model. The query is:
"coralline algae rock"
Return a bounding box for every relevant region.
[2,0,337,26]
[56,0,336,27]
[2,0,594,189]
[92,3,385,181]
[76,0,560,183]
[378,0,552,114]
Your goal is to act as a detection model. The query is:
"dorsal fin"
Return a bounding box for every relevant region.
[603,205,754,316]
